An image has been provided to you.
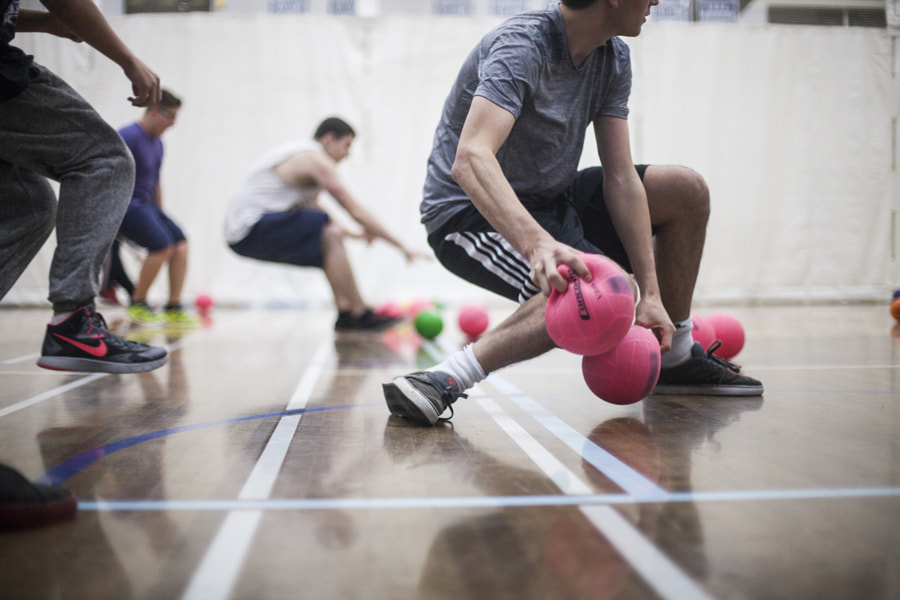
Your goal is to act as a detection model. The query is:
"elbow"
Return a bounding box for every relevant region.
[450,144,478,187]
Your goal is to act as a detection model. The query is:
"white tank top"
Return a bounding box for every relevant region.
[224,139,322,243]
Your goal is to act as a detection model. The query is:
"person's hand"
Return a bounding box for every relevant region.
[338,227,361,240]
[401,247,433,263]
[527,239,591,296]
[122,57,161,107]
[634,295,674,354]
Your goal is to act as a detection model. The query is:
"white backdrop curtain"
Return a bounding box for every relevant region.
[4,16,895,308]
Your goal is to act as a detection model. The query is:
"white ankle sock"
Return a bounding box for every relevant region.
[428,344,486,391]
[50,311,74,326]
[661,317,695,369]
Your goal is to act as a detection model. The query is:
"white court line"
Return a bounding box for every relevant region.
[750,363,900,371]
[0,373,107,419]
[477,395,714,600]
[1,352,41,365]
[429,338,668,499]
[427,338,711,599]
[488,375,668,500]
[0,337,194,420]
[180,340,331,600]
[439,363,900,373]
[78,485,900,512]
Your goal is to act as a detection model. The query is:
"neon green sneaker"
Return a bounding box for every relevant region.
[127,302,164,324]
[164,306,199,328]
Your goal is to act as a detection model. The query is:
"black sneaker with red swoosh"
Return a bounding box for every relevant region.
[37,305,168,373]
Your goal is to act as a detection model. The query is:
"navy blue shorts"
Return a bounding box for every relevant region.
[119,203,186,251]
[427,165,650,303]
[229,209,329,268]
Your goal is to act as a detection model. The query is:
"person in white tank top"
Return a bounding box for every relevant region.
[225,117,429,331]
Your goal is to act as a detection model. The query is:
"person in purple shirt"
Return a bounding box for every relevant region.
[115,89,196,326]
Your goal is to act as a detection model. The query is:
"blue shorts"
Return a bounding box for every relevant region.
[229,209,329,268]
[119,203,186,251]
[427,165,651,303]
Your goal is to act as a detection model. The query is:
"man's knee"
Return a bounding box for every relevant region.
[670,166,710,218]
[647,165,709,224]
[34,190,58,239]
[684,168,710,218]
[321,223,345,249]
[147,245,175,260]
[104,135,136,199]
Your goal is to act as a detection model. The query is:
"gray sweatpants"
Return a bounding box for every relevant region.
[0,63,135,312]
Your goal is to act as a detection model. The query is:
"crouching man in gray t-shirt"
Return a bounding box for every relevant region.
[383,0,763,426]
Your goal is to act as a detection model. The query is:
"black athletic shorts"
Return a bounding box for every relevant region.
[427,165,650,303]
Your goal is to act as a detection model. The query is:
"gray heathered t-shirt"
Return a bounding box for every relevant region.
[420,6,632,234]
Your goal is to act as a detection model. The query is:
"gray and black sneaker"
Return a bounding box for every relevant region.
[382,370,467,425]
[653,341,763,396]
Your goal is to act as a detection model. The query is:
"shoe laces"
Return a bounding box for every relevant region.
[84,305,110,335]
[704,340,741,373]
[417,372,467,421]
[436,374,468,403]
[438,382,467,421]
[84,306,145,350]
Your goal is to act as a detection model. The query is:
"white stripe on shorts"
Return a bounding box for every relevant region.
[446,232,541,302]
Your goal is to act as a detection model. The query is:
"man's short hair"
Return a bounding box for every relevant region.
[562,0,597,8]
[314,117,355,140]
[159,89,182,109]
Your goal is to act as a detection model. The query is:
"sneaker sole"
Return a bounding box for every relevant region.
[652,384,764,396]
[37,355,168,374]
[165,320,200,328]
[127,312,165,325]
[382,378,440,425]
[335,318,405,333]
[0,495,78,531]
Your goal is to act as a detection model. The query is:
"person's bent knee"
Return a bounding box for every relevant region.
[111,144,135,181]
[321,223,345,249]
[102,140,136,208]
[148,245,175,259]
[35,194,58,240]
[677,167,710,217]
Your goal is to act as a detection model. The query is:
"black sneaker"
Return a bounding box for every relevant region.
[0,463,77,531]
[37,305,168,374]
[335,309,403,332]
[382,370,467,425]
[653,341,764,396]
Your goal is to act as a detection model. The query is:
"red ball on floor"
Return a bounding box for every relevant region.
[704,312,745,359]
[458,303,489,338]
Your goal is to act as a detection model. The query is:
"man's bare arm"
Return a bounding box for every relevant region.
[23,0,161,106]
[451,96,590,295]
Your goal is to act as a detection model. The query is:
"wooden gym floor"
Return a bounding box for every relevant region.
[0,303,898,600]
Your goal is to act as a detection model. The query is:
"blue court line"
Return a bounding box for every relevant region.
[75,486,900,512]
[37,403,378,486]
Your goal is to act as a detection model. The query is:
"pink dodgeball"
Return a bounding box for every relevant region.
[582,325,661,405]
[545,254,635,356]
[704,312,745,359]
[691,313,716,350]
[458,303,490,338]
